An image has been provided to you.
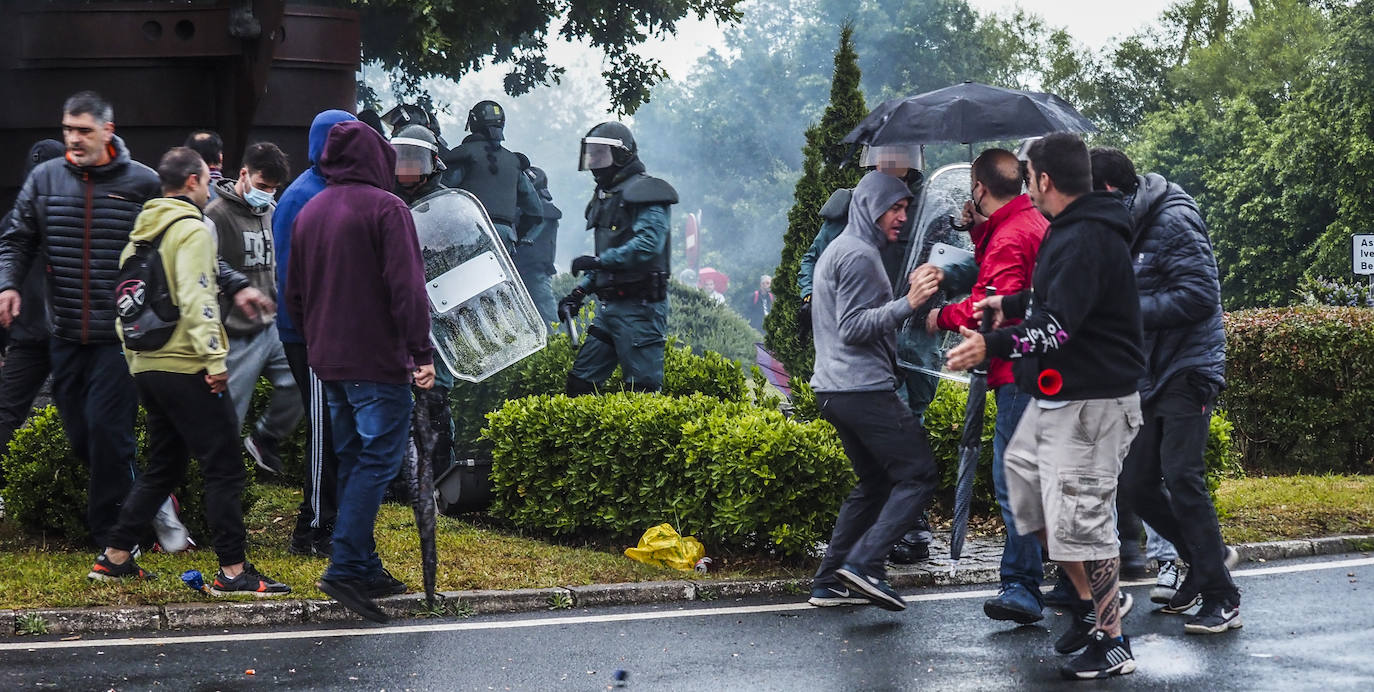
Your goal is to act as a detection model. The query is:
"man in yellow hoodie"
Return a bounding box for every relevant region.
[90,147,290,596]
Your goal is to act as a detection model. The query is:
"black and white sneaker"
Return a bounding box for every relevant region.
[1055,593,1133,654]
[834,563,906,611]
[1060,630,1136,680]
[808,584,869,607]
[1184,597,1242,634]
[244,434,284,475]
[1151,559,1183,604]
[1223,545,1241,570]
[1161,571,1202,614]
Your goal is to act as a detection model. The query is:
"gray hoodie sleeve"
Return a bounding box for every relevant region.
[831,251,915,346]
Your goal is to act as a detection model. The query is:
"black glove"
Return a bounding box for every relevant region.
[570,255,601,276]
[558,287,587,320]
[797,295,813,339]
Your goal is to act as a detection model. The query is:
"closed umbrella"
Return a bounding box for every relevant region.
[949,287,997,574]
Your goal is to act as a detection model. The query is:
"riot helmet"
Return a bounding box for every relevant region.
[578,121,637,171]
[392,124,445,187]
[527,165,553,201]
[466,100,506,141]
[860,144,924,176]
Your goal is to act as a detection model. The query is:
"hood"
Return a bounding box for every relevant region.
[318,120,396,189]
[129,197,203,243]
[843,170,914,247]
[308,109,357,165]
[1056,191,1134,243]
[1126,172,1199,245]
[26,139,64,176]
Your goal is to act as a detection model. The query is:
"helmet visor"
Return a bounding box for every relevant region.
[860,144,924,174]
[579,137,622,171]
[393,139,435,183]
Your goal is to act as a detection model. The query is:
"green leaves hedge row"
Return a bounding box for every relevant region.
[482,393,852,559]
[1224,306,1374,473]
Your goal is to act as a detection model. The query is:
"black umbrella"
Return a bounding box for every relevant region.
[843,82,1096,146]
[404,391,441,609]
[949,287,997,573]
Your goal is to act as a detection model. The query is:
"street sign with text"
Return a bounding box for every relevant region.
[1355,235,1374,276]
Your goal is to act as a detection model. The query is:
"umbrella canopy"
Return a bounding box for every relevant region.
[843,82,1096,146]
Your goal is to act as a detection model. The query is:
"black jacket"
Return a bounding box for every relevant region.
[0,136,159,343]
[1125,173,1226,402]
[985,192,1145,401]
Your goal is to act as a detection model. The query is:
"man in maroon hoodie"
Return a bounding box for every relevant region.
[925,148,1048,624]
[285,120,435,623]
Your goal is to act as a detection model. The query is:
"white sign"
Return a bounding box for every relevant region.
[1355,235,1374,276]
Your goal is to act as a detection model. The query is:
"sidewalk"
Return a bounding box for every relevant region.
[6,534,1371,637]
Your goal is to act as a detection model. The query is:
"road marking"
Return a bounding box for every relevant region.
[2,555,1370,652]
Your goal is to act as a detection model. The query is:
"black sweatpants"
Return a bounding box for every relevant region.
[0,338,50,449]
[108,370,247,567]
[1119,371,1239,601]
[283,341,338,537]
[814,390,939,581]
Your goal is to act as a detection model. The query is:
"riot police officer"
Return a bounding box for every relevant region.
[440,100,542,254]
[514,166,561,330]
[561,122,678,394]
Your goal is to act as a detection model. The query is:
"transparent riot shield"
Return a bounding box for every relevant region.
[410,189,546,382]
[895,163,978,383]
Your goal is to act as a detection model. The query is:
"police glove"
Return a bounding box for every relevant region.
[798,294,813,340]
[558,287,588,321]
[570,255,602,276]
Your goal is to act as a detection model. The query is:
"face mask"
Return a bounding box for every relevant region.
[245,186,275,210]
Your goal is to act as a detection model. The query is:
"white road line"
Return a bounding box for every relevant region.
[2,555,1369,653]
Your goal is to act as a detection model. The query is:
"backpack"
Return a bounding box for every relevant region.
[115,215,198,351]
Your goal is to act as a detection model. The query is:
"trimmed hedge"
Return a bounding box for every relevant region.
[2,405,257,543]
[1224,307,1374,473]
[482,392,852,559]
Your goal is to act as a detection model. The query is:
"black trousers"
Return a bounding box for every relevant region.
[49,339,138,547]
[1119,372,1239,601]
[0,338,50,449]
[814,390,939,581]
[283,341,338,537]
[108,371,247,566]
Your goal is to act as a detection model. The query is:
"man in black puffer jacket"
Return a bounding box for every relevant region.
[1091,148,1240,637]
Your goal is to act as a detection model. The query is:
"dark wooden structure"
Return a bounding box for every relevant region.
[0,0,360,211]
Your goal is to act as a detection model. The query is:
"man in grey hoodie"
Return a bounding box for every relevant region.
[807,170,942,612]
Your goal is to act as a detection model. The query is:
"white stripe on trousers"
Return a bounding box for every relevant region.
[309,368,324,529]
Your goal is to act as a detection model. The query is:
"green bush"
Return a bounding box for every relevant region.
[550,273,761,364]
[2,405,257,543]
[1223,307,1374,473]
[449,332,749,455]
[482,392,852,558]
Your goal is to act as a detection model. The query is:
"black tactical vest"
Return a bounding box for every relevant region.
[585,173,677,298]
[441,137,521,225]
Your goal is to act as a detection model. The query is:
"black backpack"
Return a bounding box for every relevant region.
[115,215,198,351]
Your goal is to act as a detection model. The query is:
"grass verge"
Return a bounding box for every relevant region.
[1215,474,1374,544]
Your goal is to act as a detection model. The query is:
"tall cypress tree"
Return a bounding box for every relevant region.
[763,24,867,380]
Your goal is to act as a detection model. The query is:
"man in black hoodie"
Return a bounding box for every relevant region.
[1091,147,1240,636]
[948,133,1145,680]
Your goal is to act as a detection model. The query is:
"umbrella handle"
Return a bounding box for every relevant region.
[948,214,973,233]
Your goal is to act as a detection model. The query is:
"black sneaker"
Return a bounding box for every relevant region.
[244,434,284,475]
[1184,596,1242,634]
[808,583,869,607]
[888,538,930,564]
[1161,570,1201,614]
[1043,577,1079,608]
[834,563,906,611]
[209,563,292,597]
[1060,630,1136,680]
[87,553,157,582]
[1055,593,1133,654]
[367,567,408,598]
[288,530,316,556]
[318,577,390,624]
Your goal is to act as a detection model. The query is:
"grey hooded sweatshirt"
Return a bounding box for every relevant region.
[810,170,916,393]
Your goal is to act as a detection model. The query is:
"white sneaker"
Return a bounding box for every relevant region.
[1223,546,1241,570]
[1151,559,1182,604]
[153,495,192,553]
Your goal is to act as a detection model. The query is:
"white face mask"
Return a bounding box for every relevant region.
[244,186,275,210]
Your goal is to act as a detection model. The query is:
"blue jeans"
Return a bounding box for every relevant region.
[992,384,1043,592]
[322,380,413,581]
[1145,522,1179,562]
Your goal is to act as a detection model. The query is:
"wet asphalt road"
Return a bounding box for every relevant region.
[0,552,1370,691]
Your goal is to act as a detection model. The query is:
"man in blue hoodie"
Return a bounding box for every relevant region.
[273,109,356,558]
[806,170,941,613]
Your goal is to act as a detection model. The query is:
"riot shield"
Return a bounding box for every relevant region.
[410,189,547,382]
[894,163,978,383]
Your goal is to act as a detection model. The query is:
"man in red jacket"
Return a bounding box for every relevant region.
[925,148,1048,624]
[285,120,435,624]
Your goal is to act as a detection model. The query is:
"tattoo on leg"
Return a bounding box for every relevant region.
[1086,557,1121,635]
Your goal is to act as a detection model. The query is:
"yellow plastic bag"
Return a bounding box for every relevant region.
[624,523,706,571]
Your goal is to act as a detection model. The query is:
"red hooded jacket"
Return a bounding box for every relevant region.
[935,193,1047,389]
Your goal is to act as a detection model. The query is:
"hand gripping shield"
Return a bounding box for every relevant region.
[895,163,979,383]
[409,189,546,382]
